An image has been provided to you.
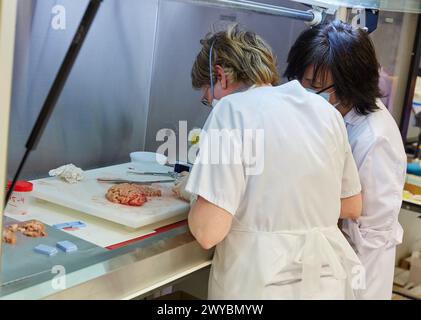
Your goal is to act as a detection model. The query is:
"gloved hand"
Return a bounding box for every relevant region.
[172,171,197,205]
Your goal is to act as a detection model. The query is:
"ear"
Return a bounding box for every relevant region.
[214,65,228,89]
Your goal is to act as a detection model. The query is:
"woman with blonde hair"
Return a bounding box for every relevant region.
[174,25,363,299]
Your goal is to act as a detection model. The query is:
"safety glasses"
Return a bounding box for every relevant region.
[316,84,335,95]
[201,39,216,108]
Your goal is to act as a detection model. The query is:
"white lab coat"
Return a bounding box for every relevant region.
[341,100,407,300]
[186,81,362,299]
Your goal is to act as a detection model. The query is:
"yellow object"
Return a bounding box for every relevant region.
[188,128,201,145]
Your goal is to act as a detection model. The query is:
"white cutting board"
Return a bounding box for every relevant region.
[31,163,189,229]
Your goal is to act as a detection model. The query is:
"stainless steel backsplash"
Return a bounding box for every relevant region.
[7,0,306,180]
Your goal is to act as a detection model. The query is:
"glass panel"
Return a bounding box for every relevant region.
[2,0,310,298]
[369,11,417,123]
[7,0,156,180]
[145,0,308,155]
[291,0,421,13]
[2,0,165,297]
[3,0,417,299]
[327,8,418,128]
[405,76,421,154]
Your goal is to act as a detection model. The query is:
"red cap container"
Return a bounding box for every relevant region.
[6,180,33,192]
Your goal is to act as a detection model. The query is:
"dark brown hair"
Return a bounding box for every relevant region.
[284,20,381,115]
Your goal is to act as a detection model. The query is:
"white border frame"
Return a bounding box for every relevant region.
[0,0,18,267]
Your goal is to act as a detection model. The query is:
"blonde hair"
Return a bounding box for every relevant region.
[191,24,280,89]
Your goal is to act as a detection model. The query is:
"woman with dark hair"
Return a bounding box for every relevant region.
[285,20,407,300]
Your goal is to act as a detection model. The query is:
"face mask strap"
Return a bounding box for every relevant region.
[200,39,216,109]
[209,39,216,101]
[316,84,341,108]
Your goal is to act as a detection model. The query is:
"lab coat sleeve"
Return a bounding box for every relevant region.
[341,137,362,199]
[186,101,246,216]
[342,136,406,253]
[357,136,406,232]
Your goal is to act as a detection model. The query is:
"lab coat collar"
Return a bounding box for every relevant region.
[233,83,257,94]
[247,83,272,91]
[343,108,365,126]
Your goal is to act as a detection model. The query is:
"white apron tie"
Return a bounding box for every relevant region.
[213,225,361,299]
[299,227,348,299]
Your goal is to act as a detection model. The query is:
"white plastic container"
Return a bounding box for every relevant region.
[130,152,167,165]
[6,180,33,215]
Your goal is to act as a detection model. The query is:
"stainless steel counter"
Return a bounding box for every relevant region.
[0,212,212,300]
